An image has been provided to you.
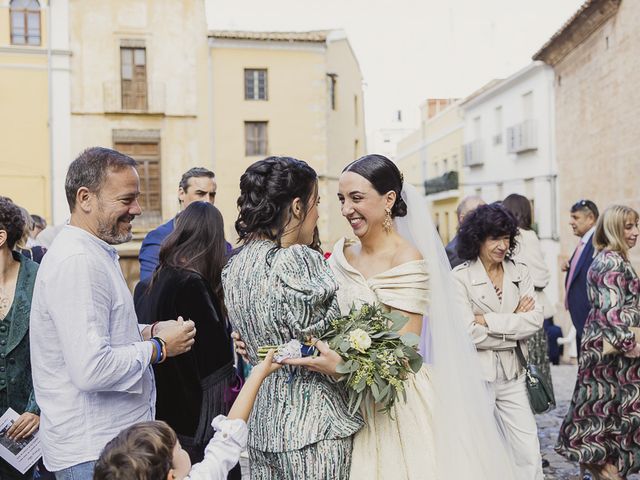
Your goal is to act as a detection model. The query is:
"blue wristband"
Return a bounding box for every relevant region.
[150,338,162,364]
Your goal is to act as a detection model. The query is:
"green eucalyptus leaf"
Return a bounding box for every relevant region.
[405,347,420,358]
[385,311,409,330]
[371,382,381,402]
[351,392,363,416]
[400,332,420,347]
[409,356,423,373]
[380,384,391,399]
[335,360,353,374]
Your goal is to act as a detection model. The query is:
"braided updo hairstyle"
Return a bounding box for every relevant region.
[342,154,407,217]
[235,156,318,247]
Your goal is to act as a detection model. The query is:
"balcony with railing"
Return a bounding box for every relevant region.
[103,81,166,114]
[463,139,483,167]
[506,119,537,154]
[424,170,459,197]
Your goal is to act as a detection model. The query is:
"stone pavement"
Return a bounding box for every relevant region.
[240,364,638,479]
[539,364,639,480]
[538,364,582,480]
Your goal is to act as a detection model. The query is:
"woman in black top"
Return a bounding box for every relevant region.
[137,201,238,478]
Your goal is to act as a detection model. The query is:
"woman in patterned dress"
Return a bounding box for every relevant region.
[556,205,640,480]
[221,157,363,480]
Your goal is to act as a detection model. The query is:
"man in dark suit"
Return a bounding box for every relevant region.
[446,195,485,268]
[564,199,599,356]
[139,167,219,282]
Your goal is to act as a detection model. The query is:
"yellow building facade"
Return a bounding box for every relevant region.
[396,99,463,244]
[2,3,367,282]
[0,0,51,218]
[423,101,464,244]
[209,30,366,249]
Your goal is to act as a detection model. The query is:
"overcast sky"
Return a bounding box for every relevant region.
[206,0,584,134]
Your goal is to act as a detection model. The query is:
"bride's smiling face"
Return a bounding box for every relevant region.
[338,171,394,238]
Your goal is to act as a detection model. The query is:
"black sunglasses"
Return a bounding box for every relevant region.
[571,199,598,216]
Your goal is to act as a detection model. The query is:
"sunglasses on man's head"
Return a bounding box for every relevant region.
[572,200,597,215]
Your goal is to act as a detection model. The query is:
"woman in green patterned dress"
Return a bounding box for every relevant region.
[556,205,640,480]
[0,197,41,480]
[221,157,363,480]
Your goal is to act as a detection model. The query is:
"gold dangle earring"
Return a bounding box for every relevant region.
[383,208,393,233]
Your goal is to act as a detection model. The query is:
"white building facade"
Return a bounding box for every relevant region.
[460,61,561,306]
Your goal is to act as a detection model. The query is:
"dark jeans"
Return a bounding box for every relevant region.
[543,317,563,365]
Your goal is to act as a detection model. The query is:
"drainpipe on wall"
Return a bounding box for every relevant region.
[548,69,559,241]
[46,0,54,222]
[208,38,216,172]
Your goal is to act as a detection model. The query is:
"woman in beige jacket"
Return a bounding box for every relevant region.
[452,203,544,480]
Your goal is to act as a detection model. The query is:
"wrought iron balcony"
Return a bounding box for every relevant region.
[424,170,459,196]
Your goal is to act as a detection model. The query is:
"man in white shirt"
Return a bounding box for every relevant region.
[30,147,197,479]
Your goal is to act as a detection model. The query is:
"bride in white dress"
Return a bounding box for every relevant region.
[286,154,517,479]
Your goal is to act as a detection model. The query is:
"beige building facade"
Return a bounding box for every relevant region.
[209,30,366,249]
[534,0,639,269]
[65,0,212,286]
[68,0,212,233]
[395,99,463,244]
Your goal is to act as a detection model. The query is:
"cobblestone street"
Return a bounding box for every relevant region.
[539,364,639,480]
[538,364,582,480]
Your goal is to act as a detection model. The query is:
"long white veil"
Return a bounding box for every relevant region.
[395,184,516,479]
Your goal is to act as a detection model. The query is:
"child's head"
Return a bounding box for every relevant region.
[94,421,191,480]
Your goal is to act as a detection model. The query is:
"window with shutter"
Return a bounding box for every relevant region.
[121,47,148,110]
[327,74,337,110]
[114,141,162,225]
[10,0,41,46]
[244,122,268,156]
[244,69,268,100]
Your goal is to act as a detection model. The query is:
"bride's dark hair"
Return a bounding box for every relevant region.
[235,156,319,248]
[342,154,407,218]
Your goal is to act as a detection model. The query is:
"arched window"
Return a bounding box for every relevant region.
[10,0,41,46]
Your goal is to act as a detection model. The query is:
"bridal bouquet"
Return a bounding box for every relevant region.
[258,303,423,416]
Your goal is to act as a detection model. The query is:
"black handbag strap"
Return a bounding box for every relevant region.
[515,341,528,369]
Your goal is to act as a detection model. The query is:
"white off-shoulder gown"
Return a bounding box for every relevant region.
[328,238,438,480]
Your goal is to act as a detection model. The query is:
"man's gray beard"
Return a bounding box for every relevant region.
[96,219,132,245]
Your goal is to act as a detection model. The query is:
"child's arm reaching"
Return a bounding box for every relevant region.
[226,348,282,421]
[186,350,281,480]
